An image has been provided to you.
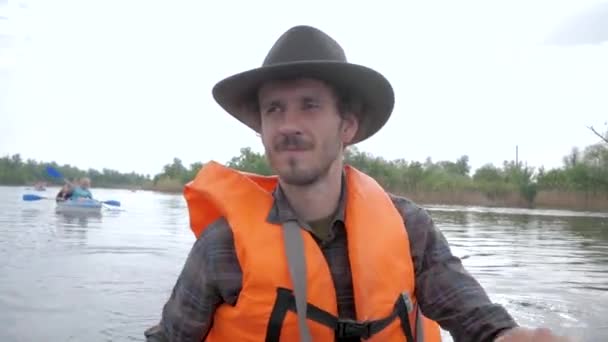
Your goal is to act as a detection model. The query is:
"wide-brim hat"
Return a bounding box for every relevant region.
[212,25,395,144]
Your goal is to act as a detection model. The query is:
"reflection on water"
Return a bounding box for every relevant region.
[157,194,187,235]
[0,186,607,341]
[428,205,608,341]
[56,210,102,226]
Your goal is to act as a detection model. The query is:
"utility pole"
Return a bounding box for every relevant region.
[516,145,519,169]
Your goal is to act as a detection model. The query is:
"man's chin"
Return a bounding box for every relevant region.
[276,169,319,187]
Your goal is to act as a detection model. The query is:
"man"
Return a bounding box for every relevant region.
[146,26,572,341]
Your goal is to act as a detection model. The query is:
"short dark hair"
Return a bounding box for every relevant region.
[329,83,363,120]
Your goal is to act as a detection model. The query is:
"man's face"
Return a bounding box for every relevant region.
[258,78,358,186]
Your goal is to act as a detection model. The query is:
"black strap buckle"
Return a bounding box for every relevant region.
[336,319,371,339]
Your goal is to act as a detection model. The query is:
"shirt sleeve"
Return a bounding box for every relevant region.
[391,194,518,342]
[144,219,234,342]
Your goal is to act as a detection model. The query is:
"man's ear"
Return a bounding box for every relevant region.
[340,113,359,145]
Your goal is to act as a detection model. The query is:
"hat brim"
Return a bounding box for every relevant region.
[212,61,395,144]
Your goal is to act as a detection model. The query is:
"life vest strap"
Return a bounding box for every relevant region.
[282,220,312,341]
[265,287,417,342]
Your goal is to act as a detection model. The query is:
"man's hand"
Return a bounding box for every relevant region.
[495,327,576,342]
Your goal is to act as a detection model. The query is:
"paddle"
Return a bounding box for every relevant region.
[22,194,121,207]
[45,166,65,181]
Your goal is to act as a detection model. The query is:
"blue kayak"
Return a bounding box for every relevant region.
[56,198,103,213]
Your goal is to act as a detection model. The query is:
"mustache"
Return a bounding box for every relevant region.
[274,134,314,151]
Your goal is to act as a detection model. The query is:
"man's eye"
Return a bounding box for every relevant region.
[264,105,279,114]
[303,102,319,110]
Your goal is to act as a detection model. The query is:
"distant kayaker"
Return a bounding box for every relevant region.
[145,26,572,342]
[55,183,73,202]
[70,177,93,200]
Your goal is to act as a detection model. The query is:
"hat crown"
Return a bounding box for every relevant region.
[263,25,347,66]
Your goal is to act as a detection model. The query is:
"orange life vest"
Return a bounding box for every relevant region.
[184,161,442,341]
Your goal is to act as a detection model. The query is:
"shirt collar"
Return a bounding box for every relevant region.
[266,173,346,226]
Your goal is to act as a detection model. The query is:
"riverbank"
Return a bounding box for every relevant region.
[9,181,607,212]
[5,144,608,213]
[142,182,608,213]
[401,189,608,212]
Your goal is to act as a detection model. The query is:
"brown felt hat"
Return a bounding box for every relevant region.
[212,25,395,144]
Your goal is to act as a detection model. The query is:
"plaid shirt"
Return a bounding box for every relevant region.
[145,181,517,342]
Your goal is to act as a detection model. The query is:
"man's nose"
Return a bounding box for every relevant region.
[276,106,304,135]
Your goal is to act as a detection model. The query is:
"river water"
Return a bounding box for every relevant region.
[0,186,607,341]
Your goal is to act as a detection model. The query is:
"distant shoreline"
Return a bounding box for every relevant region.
[10,183,607,212]
[5,140,608,214]
[145,185,608,213]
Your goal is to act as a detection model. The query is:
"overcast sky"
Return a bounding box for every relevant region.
[1,0,607,176]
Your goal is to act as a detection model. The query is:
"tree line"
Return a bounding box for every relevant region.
[223,143,608,206]
[2,137,607,207]
[0,155,152,189]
